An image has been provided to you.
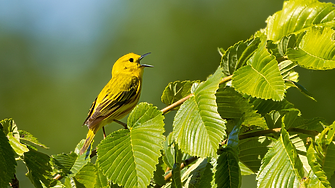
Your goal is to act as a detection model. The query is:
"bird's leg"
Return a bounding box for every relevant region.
[114,119,128,129]
[102,127,106,139]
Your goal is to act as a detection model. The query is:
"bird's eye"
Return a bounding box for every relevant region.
[129,58,134,62]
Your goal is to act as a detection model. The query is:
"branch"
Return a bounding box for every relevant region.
[160,75,233,114]
[163,156,198,182]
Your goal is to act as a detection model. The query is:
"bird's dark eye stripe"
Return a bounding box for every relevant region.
[129,58,134,62]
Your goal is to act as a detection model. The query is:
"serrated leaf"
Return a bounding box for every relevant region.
[220,37,261,76]
[0,125,16,188]
[173,67,226,158]
[73,163,97,188]
[232,38,285,101]
[161,80,200,109]
[171,143,182,188]
[52,152,77,176]
[71,140,90,176]
[250,97,294,115]
[282,110,324,132]
[279,60,298,80]
[97,103,165,188]
[307,142,331,188]
[0,118,19,139]
[287,27,335,70]
[265,0,335,43]
[24,147,53,188]
[180,158,209,188]
[95,167,109,188]
[215,147,241,188]
[257,128,305,188]
[216,86,267,129]
[7,134,29,156]
[19,130,48,149]
[153,156,166,186]
[238,136,272,174]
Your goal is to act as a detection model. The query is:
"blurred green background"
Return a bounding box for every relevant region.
[1,0,335,187]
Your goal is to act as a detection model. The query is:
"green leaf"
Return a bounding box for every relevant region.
[161,80,200,109]
[7,133,29,156]
[97,103,165,188]
[265,0,335,43]
[52,152,77,176]
[95,167,109,188]
[238,136,272,174]
[279,60,298,80]
[171,143,182,188]
[257,127,305,188]
[216,86,267,129]
[215,147,241,188]
[1,118,29,156]
[73,163,97,188]
[220,37,261,75]
[19,130,48,149]
[287,27,335,70]
[24,147,53,188]
[153,156,166,186]
[307,142,331,188]
[0,118,19,139]
[173,67,226,158]
[0,125,16,188]
[250,97,294,115]
[232,37,285,101]
[180,158,210,188]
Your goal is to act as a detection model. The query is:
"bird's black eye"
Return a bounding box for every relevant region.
[129,58,134,62]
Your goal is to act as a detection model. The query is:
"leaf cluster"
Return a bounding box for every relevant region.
[2,0,335,187]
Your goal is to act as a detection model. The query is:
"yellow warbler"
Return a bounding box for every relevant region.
[79,52,152,155]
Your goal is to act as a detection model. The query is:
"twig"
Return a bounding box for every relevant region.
[160,75,233,114]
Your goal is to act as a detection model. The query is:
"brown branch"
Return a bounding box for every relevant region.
[160,93,194,114]
[160,75,233,115]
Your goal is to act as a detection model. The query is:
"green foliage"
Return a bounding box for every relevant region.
[97,103,165,188]
[3,0,335,187]
[173,67,226,158]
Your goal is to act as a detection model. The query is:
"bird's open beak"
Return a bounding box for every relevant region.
[139,52,153,68]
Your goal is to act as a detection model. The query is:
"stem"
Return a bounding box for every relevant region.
[160,94,194,114]
[160,75,233,114]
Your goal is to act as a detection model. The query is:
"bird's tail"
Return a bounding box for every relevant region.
[79,129,96,155]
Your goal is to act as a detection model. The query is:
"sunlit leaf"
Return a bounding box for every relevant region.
[216,86,266,129]
[307,142,331,188]
[0,124,16,188]
[161,80,200,109]
[257,127,305,188]
[19,130,48,149]
[265,0,335,43]
[173,67,226,158]
[232,38,285,101]
[287,27,335,70]
[220,37,260,75]
[97,103,165,188]
[7,134,29,156]
[24,147,53,188]
[73,163,97,188]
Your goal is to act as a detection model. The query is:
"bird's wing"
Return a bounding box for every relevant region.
[84,76,140,129]
[82,97,97,126]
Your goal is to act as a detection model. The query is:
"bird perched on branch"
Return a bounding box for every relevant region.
[79,52,152,155]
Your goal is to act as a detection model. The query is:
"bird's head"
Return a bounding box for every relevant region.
[112,52,152,77]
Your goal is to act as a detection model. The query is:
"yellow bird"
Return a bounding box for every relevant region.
[79,52,152,155]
